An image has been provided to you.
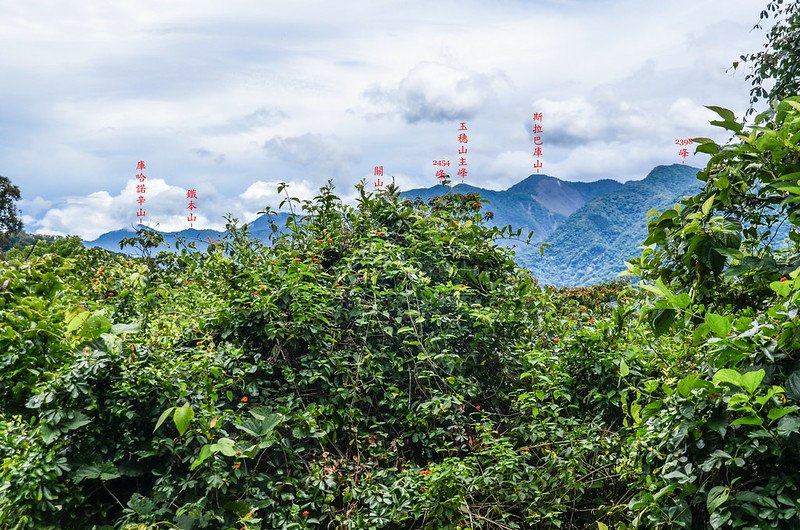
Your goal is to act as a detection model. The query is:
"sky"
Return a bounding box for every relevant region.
[1,0,771,239]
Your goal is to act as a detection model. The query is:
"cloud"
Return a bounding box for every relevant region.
[263,133,361,174]
[192,148,226,164]
[205,106,288,135]
[2,0,766,224]
[29,178,326,240]
[530,95,662,146]
[364,62,510,123]
[668,97,720,133]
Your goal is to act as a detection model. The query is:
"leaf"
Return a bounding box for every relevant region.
[740,369,765,395]
[706,106,736,123]
[768,406,797,421]
[696,143,720,155]
[677,375,709,398]
[713,369,743,388]
[637,282,668,298]
[727,393,750,409]
[707,485,729,513]
[731,416,763,426]
[701,195,716,216]
[41,424,58,445]
[597,523,608,530]
[651,308,676,337]
[223,500,251,516]
[770,279,793,297]
[710,510,732,529]
[82,312,113,339]
[191,445,213,470]
[237,411,283,438]
[66,310,90,333]
[64,412,91,431]
[777,415,800,437]
[672,293,692,309]
[212,437,237,457]
[111,322,140,335]
[154,407,176,432]
[173,403,194,437]
[786,370,800,402]
[705,313,731,337]
[74,463,121,483]
[619,359,630,377]
[706,106,742,132]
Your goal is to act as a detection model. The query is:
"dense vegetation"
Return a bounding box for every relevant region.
[1,94,800,528]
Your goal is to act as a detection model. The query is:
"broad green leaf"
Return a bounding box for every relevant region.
[705,313,731,337]
[713,369,743,388]
[237,412,283,438]
[173,403,194,436]
[154,407,176,432]
[768,406,797,421]
[677,375,708,397]
[619,359,630,377]
[770,279,793,297]
[638,283,663,297]
[224,500,251,516]
[191,444,213,470]
[706,105,736,123]
[696,143,720,155]
[727,393,750,409]
[64,412,91,431]
[710,510,732,529]
[41,424,58,444]
[740,369,765,395]
[672,293,692,308]
[74,463,121,483]
[597,523,608,530]
[82,312,113,339]
[777,415,800,437]
[66,310,90,333]
[111,322,140,334]
[707,485,729,513]
[731,416,763,426]
[786,370,800,402]
[211,437,237,457]
[701,195,716,216]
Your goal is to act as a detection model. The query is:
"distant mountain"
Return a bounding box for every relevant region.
[401,175,623,243]
[84,213,290,254]
[520,164,702,286]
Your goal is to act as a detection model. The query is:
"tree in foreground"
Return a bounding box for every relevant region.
[0,176,23,248]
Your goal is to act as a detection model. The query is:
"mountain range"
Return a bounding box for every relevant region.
[84,164,702,286]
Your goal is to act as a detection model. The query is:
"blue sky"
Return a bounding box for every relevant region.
[1,0,767,238]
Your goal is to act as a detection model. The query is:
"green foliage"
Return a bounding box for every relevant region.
[2,97,799,529]
[0,183,639,528]
[736,0,800,112]
[624,96,800,528]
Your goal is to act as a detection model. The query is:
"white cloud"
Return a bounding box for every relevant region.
[1,0,769,235]
[365,62,510,123]
[263,133,361,174]
[29,178,331,240]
